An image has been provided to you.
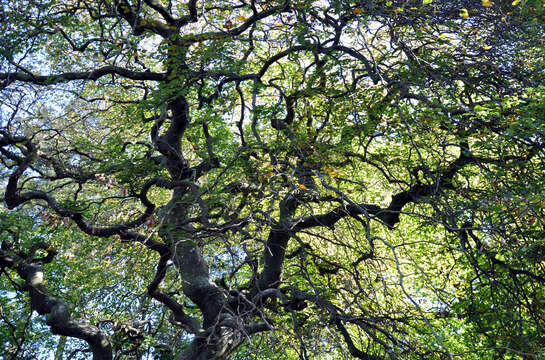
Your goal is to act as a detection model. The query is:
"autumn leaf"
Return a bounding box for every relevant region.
[224,20,234,29]
[323,166,338,178]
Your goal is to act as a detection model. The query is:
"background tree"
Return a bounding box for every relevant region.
[1,0,544,359]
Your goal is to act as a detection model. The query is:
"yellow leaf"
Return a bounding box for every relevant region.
[298,184,308,190]
[236,15,247,21]
[322,165,339,178]
[482,0,493,7]
[459,8,469,19]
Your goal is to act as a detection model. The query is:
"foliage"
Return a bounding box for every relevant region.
[1,0,545,359]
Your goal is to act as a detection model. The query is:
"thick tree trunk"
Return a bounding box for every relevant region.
[176,329,245,360]
[159,187,227,327]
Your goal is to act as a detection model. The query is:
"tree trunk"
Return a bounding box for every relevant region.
[176,329,245,360]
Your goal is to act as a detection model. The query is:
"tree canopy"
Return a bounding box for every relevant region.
[1,0,545,359]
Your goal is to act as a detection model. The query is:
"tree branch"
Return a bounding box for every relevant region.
[0,242,112,360]
[0,66,166,88]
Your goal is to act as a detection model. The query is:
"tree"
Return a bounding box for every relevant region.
[1,0,544,359]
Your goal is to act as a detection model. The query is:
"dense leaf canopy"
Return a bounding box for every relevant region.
[1,0,545,359]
